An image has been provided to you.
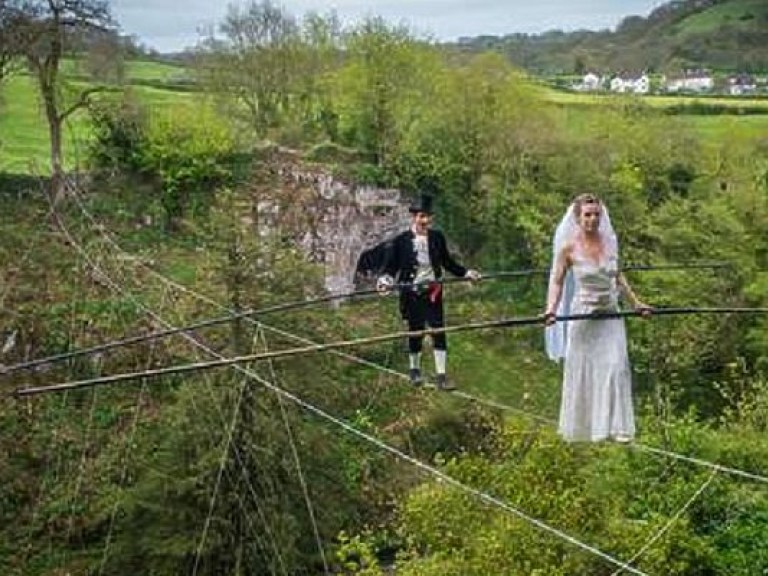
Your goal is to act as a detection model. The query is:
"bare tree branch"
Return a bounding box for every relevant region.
[3,0,119,196]
[60,83,117,119]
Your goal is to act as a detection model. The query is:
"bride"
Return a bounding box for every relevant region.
[543,194,651,443]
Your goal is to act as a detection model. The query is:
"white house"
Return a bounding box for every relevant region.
[631,73,650,94]
[610,76,628,93]
[666,71,714,93]
[609,73,649,94]
[582,72,602,91]
[728,75,757,96]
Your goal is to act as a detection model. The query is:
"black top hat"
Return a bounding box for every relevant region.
[408,193,434,214]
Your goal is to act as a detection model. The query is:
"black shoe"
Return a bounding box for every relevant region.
[435,374,455,391]
[408,368,423,386]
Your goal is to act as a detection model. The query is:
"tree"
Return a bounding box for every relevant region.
[4,0,117,196]
[295,10,344,140]
[334,17,426,165]
[196,0,304,134]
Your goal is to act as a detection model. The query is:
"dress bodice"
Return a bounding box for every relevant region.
[570,249,619,312]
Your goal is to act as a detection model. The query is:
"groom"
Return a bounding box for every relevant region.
[358,192,480,390]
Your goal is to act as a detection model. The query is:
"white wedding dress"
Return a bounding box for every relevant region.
[558,248,635,442]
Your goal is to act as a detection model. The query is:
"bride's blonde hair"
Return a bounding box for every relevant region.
[573,193,601,217]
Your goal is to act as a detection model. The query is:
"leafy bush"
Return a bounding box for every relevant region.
[139,106,236,229]
[88,97,238,230]
[88,94,147,173]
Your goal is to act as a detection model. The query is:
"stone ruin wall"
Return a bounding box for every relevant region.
[269,154,410,295]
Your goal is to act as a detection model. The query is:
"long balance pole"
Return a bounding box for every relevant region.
[1,262,731,375]
[13,306,768,398]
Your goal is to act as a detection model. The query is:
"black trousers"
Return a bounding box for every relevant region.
[401,290,446,353]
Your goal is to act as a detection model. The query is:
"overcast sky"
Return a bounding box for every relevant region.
[110,0,666,53]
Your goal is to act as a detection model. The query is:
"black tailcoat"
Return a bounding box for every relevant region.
[380,229,467,284]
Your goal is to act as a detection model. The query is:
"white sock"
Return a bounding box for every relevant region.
[409,353,421,371]
[434,350,447,375]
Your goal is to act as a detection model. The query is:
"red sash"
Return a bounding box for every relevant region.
[427,281,442,303]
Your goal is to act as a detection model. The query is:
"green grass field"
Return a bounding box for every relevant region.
[682,113,768,143]
[0,76,79,174]
[59,57,191,82]
[122,59,191,82]
[545,88,768,110]
[0,66,195,174]
[549,93,768,151]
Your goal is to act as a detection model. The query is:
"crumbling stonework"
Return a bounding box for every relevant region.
[253,148,410,295]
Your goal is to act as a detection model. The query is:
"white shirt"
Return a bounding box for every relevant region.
[412,228,435,285]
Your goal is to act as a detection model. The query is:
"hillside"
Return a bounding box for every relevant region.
[454,0,768,74]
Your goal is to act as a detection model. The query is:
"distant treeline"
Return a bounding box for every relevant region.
[453,0,768,75]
